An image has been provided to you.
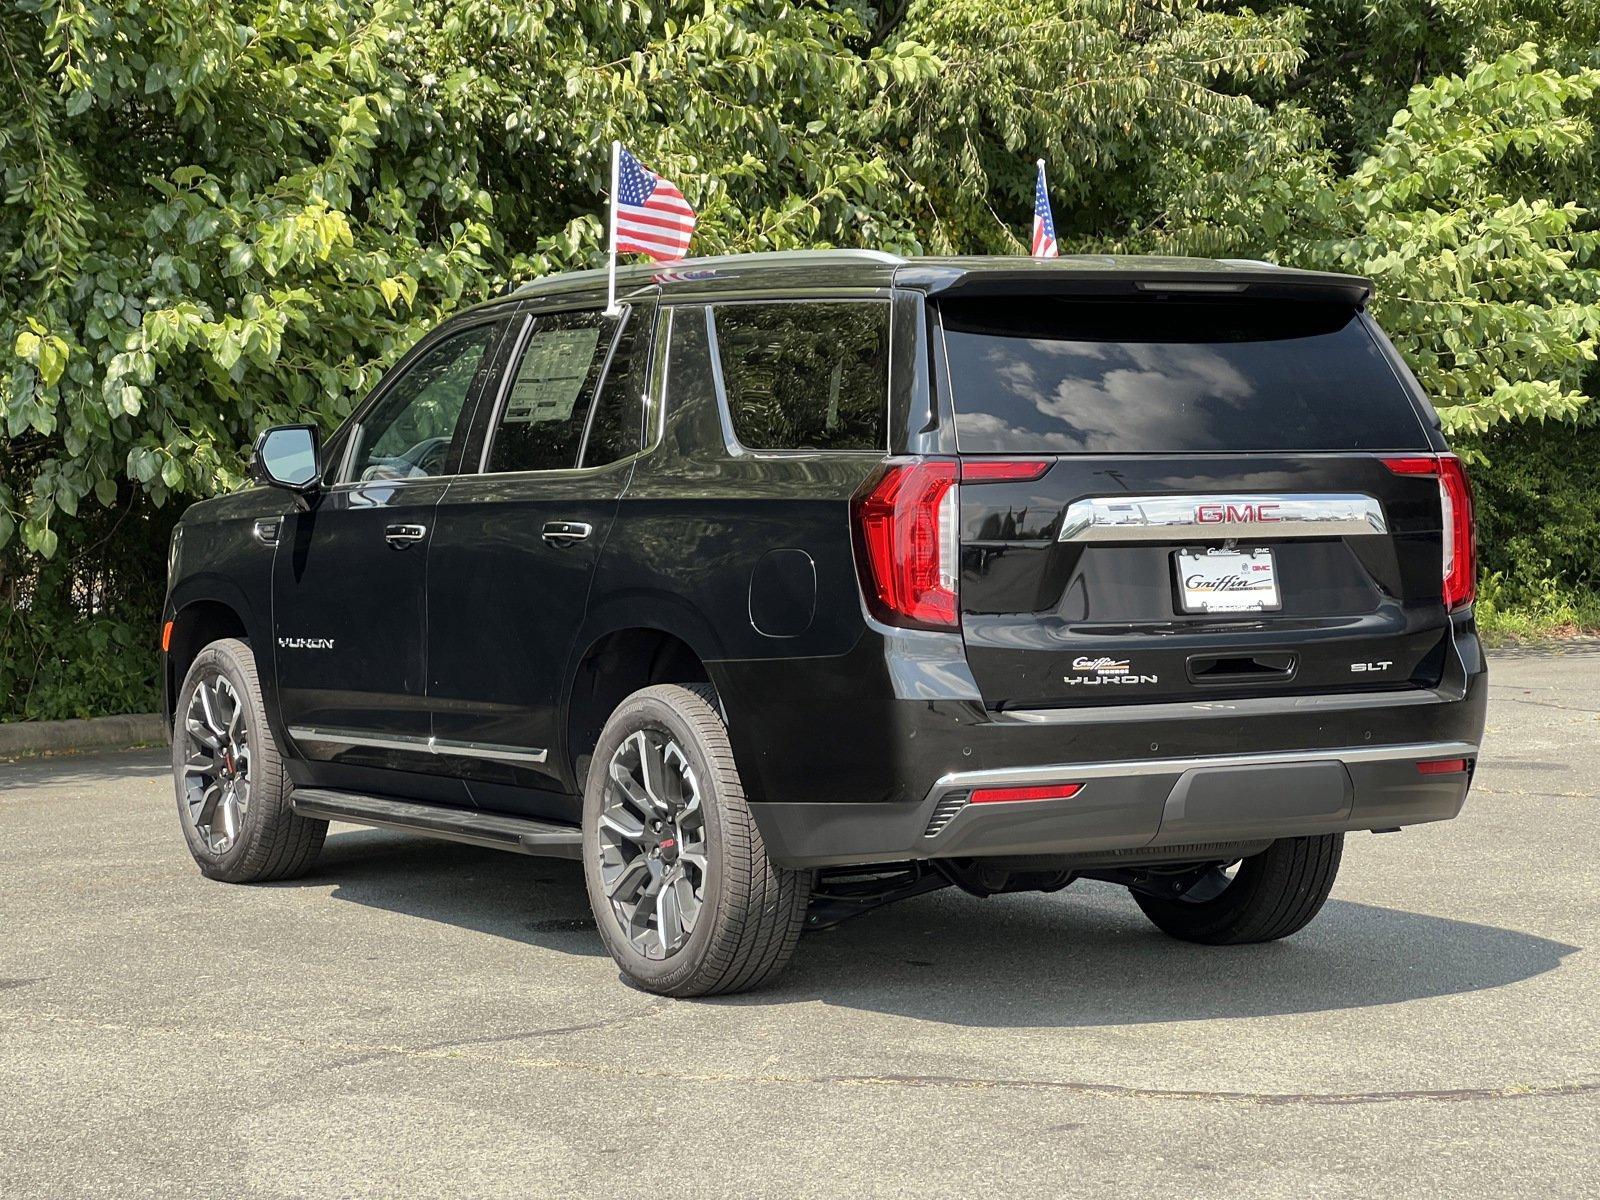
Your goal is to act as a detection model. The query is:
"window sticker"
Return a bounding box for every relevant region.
[502,327,603,424]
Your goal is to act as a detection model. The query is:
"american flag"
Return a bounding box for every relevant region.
[615,146,696,262]
[1031,159,1059,258]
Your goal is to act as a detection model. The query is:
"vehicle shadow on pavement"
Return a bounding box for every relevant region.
[0,747,168,792]
[289,828,613,957]
[759,890,1580,1027]
[298,828,1577,1026]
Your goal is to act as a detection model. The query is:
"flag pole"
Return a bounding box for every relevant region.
[604,139,621,316]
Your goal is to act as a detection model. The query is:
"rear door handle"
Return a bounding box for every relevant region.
[542,521,593,546]
[384,523,428,549]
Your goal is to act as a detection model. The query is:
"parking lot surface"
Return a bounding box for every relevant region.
[2,648,1597,1198]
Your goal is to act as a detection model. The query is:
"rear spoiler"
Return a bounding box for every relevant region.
[895,263,1373,309]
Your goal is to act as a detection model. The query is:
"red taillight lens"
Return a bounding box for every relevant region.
[1378,455,1437,476]
[1437,454,1475,609]
[852,459,959,630]
[1416,758,1468,775]
[961,458,1052,484]
[969,783,1084,804]
[1381,452,1476,611]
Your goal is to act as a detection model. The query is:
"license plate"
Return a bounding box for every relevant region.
[1176,548,1281,613]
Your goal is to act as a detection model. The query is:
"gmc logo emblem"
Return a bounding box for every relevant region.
[1196,502,1282,524]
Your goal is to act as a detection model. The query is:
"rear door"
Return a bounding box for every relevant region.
[936,293,1450,710]
[426,298,657,815]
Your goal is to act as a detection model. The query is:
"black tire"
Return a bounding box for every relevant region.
[171,637,325,883]
[581,683,811,997]
[1132,834,1344,945]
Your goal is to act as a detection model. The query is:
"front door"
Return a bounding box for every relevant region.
[427,300,658,815]
[273,318,503,777]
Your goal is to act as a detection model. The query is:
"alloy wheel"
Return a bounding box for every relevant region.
[181,672,251,854]
[595,728,709,960]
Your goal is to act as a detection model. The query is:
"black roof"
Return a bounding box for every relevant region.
[466,250,1372,314]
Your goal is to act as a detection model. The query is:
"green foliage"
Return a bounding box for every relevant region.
[3,0,1600,716]
[1304,46,1600,435]
[1471,417,1600,596]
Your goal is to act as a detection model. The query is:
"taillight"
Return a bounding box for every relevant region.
[852,459,959,630]
[1381,452,1476,611]
[1416,758,1468,775]
[961,458,1052,484]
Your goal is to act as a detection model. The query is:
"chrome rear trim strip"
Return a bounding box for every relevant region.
[288,726,548,765]
[1002,686,1465,725]
[1058,494,1388,542]
[936,740,1477,792]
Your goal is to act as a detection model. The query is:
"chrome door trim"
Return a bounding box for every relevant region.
[288,726,548,765]
[933,740,1477,794]
[288,727,433,755]
[1057,493,1388,542]
[431,737,549,765]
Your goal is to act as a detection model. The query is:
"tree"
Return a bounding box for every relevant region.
[5,1,1600,716]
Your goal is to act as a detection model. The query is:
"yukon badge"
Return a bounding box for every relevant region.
[278,637,336,650]
[1064,656,1158,686]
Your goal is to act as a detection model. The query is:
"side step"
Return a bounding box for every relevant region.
[290,789,583,860]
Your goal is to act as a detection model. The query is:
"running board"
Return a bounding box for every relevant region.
[290,789,583,859]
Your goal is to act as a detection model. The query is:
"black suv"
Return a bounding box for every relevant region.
[163,250,1486,996]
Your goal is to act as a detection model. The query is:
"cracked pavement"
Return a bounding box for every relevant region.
[2,648,1597,1197]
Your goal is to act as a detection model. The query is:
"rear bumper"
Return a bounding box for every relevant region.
[752,740,1476,869]
[719,613,1487,870]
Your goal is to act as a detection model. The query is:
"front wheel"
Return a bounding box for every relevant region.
[1132,834,1343,944]
[172,637,325,883]
[581,684,811,997]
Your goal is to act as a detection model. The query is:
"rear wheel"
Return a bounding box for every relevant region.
[581,683,810,997]
[1131,834,1343,944]
[172,638,325,883]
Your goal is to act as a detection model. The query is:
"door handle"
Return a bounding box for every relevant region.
[384,522,428,549]
[542,521,593,546]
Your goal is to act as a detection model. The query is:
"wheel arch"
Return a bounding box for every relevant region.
[562,602,725,790]
[164,579,266,726]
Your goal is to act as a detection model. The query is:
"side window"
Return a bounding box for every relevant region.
[348,323,498,482]
[580,305,653,468]
[485,311,615,474]
[660,306,718,455]
[711,301,890,451]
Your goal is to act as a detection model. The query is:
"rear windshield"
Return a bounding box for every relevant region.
[939,298,1428,454]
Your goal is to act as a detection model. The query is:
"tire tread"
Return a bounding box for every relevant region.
[1133,833,1343,945]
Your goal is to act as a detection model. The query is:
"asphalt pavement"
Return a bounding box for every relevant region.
[2,647,1596,1198]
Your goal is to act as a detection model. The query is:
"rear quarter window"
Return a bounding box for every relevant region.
[711,301,889,451]
[940,298,1429,454]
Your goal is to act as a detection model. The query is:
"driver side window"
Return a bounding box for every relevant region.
[347,323,498,482]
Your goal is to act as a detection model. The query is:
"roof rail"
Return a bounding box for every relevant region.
[670,249,906,268]
[509,248,905,296]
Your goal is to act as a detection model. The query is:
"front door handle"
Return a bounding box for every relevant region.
[542,521,593,546]
[384,522,428,549]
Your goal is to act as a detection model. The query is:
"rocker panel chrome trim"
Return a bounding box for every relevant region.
[1058,493,1388,542]
[287,725,549,765]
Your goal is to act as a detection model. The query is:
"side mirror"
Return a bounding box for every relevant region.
[251,424,323,497]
